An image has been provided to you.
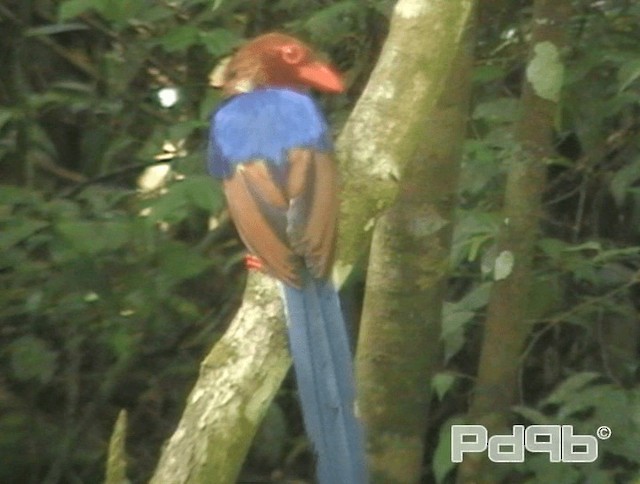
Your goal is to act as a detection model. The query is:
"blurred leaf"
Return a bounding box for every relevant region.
[432,373,457,401]
[455,283,491,312]
[528,275,562,318]
[58,0,99,20]
[511,406,553,425]
[519,454,582,484]
[433,416,465,484]
[543,372,601,406]
[0,220,48,250]
[526,41,564,102]
[9,336,58,383]
[56,220,130,255]
[472,98,519,123]
[105,410,129,484]
[157,26,201,52]
[473,64,506,83]
[618,59,640,92]
[251,403,287,467]
[158,242,213,281]
[442,306,475,362]
[303,1,361,41]
[200,29,242,57]
[26,23,89,36]
[181,176,224,212]
[610,157,640,207]
[0,109,15,130]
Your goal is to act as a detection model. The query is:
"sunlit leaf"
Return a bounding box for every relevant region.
[493,250,514,281]
[526,41,564,102]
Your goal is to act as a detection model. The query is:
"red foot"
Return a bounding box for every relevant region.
[244,254,263,271]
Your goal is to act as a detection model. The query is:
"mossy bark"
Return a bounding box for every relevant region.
[355,10,475,483]
[336,0,476,274]
[149,274,290,484]
[456,0,571,482]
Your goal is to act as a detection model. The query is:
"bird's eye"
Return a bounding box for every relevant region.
[281,44,305,65]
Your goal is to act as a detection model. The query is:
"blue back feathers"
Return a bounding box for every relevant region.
[208,88,333,179]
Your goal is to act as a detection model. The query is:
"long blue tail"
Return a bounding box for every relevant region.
[282,272,368,484]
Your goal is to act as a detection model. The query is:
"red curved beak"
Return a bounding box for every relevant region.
[296,61,345,93]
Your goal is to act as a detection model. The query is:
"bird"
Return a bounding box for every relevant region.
[207,33,368,483]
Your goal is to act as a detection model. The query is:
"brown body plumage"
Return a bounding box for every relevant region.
[214,33,344,287]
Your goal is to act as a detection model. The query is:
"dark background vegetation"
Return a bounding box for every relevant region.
[1,0,639,482]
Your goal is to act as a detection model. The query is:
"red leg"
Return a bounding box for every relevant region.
[244,254,263,271]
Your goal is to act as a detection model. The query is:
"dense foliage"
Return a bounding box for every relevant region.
[0,0,639,482]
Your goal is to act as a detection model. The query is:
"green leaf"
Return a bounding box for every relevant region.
[442,306,475,361]
[472,98,519,123]
[432,373,456,401]
[157,25,201,52]
[199,29,242,57]
[58,0,99,20]
[538,237,569,259]
[303,1,360,41]
[610,157,640,207]
[9,336,57,383]
[181,176,224,212]
[526,41,564,102]
[618,59,640,92]
[455,283,491,312]
[142,189,188,224]
[56,221,130,255]
[543,372,601,406]
[473,64,506,83]
[433,416,465,484]
[99,0,144,25]
[520,454,582,484]
[511,405,553,425]
[0,220,48,250]
[158,242,213,282]
[0,108,16,130]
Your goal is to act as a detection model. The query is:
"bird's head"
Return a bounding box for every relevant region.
[211,33,344,96]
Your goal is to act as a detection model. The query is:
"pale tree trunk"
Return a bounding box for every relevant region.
[147,1,476,482]
[355,9,475,483]
[336,0,476,273]
[456,0,571,482]
[150,275,290,484]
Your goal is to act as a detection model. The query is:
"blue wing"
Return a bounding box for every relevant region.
[208,88,333,179]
